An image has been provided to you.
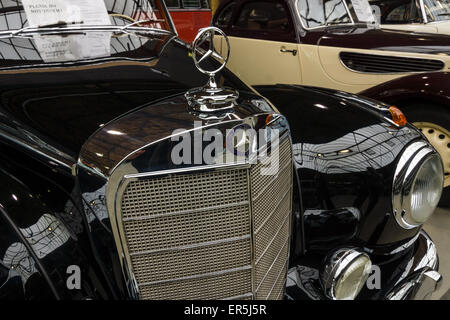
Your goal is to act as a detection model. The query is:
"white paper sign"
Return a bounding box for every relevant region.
[351,0,376,23]
[34,32,111,62]
[22,0,111,27]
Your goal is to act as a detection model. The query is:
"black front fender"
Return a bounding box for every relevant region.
[0,158,113,300]
[255,84,423,257]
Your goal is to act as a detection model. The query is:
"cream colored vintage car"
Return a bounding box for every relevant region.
[370,0,450,35]
[213,0,450,195]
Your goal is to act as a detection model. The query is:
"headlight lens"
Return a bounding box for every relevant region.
[321,249,372,300]
[393,142,444,229]
[334,254,372,300]
[410,154,443,224]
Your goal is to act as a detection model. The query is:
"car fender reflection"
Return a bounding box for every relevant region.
[1,213,70,285]
[293,123,415,174]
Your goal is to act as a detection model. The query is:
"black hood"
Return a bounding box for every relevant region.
[0,31,249,158]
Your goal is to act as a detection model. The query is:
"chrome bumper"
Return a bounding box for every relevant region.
[386,231,441,300]
[285,230,441,300]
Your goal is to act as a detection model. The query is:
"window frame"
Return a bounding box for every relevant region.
[377,0,422,24]
[229,0,298,43]
[213,2,236,30]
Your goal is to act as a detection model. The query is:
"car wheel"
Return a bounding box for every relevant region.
[404,104,449,206]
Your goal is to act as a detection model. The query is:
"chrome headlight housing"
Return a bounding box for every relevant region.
[321,248,372,300]
[393,141,444,229]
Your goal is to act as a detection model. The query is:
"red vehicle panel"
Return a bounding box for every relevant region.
[169,9,212,42]
[166,0,212,42]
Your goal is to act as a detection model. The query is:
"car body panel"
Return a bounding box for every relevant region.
[214,0,450,188]
[254,84,423,248]
[359,71,450,106]
[0,2,442,299]
[221,36,302,86]
[0,149,118,300]
[214,0,450,92]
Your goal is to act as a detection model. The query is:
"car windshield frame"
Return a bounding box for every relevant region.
[420,0,450,23]
[0,0,177,37]
[295,0,378,30]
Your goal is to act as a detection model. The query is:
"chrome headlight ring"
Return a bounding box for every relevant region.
[321,248,372,300]
[392,141,444,229]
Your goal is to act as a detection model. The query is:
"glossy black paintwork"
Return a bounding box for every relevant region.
[254,85,423,252]
[360,71,450,108]
[0,27,433,300]
[0,145,115,299]
[0,31,259,299]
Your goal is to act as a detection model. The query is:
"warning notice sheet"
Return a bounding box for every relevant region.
[22,0,111,27]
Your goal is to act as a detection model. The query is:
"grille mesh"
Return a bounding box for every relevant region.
[251,139,292,299]
[119,138,292,300]
[122,170,248,219]
[340,51,445,73]
[140,269,252,300]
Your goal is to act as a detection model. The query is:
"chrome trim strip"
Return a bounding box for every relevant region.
[104,123,293,300]
[384,232,421,255]
[342,0,355,24]
[392,141,442,229]
[0,25,174,38]
[130,234,251,256]
[322,249,371,300]
[386,231,440,300]
[414,231,438,271]
[294,0,360,30]
[123,162,250,179]
[123,201,250,222]
[138,265,252,287]
[419,0,429,24]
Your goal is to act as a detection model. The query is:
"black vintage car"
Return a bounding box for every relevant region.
[0,0,444,300]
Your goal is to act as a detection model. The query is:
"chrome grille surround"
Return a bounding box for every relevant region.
[111,135,293,300]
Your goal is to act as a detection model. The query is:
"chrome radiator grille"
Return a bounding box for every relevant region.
[119,138,293,300]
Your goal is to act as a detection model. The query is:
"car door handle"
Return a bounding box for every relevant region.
[280,47,297,56]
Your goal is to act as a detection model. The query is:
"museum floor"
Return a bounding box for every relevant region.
[426,207,450,300]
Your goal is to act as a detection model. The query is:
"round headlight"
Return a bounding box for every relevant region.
[410,154,443,224]
[393,142,444,229]
[321,249,372,300]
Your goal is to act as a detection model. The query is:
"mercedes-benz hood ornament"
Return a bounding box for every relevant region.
[185,27,239,113]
